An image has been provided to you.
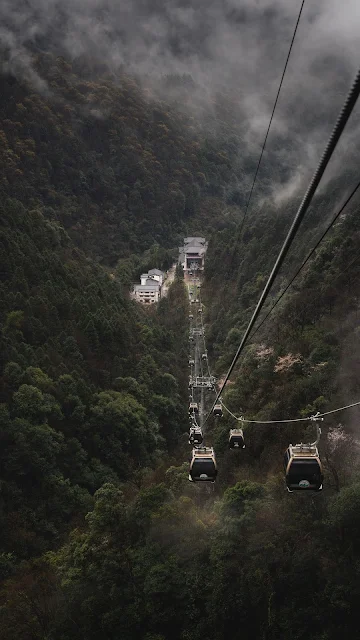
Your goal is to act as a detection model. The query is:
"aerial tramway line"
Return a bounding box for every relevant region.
[184,43,360,491]
[187,266,218,482]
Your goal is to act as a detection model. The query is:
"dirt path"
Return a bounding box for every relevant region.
[161,263,177,297]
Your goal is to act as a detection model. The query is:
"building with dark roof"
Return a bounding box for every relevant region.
[179,237,208,272]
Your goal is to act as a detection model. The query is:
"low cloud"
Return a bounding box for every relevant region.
[0,0,359,209]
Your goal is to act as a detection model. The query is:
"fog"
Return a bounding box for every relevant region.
[1,0,360,206]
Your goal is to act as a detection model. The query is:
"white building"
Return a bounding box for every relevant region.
[147,269,164,286]
[179,237,208,272]
[140,273,150,286]
[133,269,164,304]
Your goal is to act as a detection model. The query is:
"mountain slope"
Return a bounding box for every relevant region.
[0,195,189,561]
[0,54,234,264]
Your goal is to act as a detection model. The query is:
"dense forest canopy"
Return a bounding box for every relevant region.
[1,0,360,638]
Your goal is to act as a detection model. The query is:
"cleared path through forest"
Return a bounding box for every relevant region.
[161,263,177,297]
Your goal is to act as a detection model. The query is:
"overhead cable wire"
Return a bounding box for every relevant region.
[191,414,201,429]
[198,340,204,378]
[198,293,218,403]
[221,400,310,423]
[338,252,360,280]
[204,67,360,427]
[221,398,360,424]
[249,179,360,340]
[221,401,245,422]
[230,0,306,258]
[318,400,360,418]
[198,289,214,381]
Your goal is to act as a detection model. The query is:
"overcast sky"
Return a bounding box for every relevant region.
[1,0,360,208]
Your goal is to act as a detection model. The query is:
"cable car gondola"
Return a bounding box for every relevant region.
[189,402,199,415]
[201,353,207,361]
[189,447,217,482]
[284,442,323,492]
[189,314,193,320]
[229,428,245,449]
[189,426,203,446]
[188,359,195,367]
[213,404,223,418]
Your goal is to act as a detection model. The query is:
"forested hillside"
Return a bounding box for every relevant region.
[0,56,234,266]
[1,5,360,638]
[203,186,360,429]
[0,190,190,607]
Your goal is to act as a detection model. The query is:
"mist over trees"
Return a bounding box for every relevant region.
[1,1,360,638]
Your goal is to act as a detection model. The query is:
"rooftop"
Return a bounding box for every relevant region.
[185,247,207,255]
[179,237,208,257]
[148,268,163,275]
[184,237,206,246]
[134,281,160,291]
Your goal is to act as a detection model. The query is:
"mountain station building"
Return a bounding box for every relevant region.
[179,237,208,273]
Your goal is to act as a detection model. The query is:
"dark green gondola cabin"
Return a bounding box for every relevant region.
[189,447,217,482]
[284,443,323,492]
[229,428,245,449]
